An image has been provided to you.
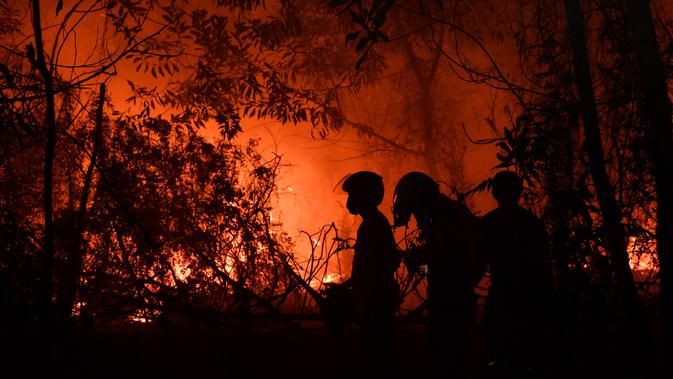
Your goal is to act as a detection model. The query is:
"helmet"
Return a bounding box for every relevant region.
[393,172,439,227]
[342,171,384,207]
[491,171,523,203]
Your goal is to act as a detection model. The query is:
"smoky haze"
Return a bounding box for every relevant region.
[71,0,510,258]
[2,1,670,377]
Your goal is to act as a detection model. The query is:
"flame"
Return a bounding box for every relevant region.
[128,308,160,323]
[71,302,85,317]
[627,236,658,272]
[171,254,191,281]
[322,272,343,283]
[309,272,346,289]
[129,316,152,323]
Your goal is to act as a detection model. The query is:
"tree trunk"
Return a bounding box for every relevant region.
[31,0,56,333]
[421,83,438,178]
[563,0,640,318]
[58,84,106,321]
[401,37,442,179]
[623,0,673,345]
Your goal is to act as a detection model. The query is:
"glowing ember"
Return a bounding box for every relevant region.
[71,302,85,317]
[129,316,152,323]
[128,309,160,323]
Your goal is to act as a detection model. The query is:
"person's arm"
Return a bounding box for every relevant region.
[471,217,491,288]
[529,219,553,305]
[538,221,553,292]
[333,225,365,290]
[403,244,430,273]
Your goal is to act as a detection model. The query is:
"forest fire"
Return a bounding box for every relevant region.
[628,236,658,273]
[309,272,346,289]
[1,0,672,377]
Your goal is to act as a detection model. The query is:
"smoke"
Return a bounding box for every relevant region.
[35,0,510,263]
[235,110,500,260]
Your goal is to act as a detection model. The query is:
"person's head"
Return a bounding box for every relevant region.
[342,171,384,215]
[491,171,523,207]
[392,172,440,227]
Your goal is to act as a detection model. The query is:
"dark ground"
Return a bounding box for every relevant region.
[0,318,665,379]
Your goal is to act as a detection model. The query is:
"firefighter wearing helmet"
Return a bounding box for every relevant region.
[393,172,482,377]
[334,171,400,374]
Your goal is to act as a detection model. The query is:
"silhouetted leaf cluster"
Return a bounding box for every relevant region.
[329,0,395,68]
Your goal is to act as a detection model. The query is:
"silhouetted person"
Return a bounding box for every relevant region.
[479,171,553,377]
[334,171,400,374]
[393,172,481,378]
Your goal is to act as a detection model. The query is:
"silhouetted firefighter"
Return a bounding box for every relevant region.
[327,171,400,373]
[393,172,481,377]
[479,171,553,376]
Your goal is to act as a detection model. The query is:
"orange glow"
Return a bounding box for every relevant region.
[309,272,346,290]
[171,253,192,281]
[11,0,665,328]
[129,316,152,323]
[628,236,658,272]
[71,302,85,317]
